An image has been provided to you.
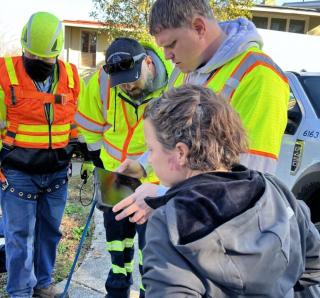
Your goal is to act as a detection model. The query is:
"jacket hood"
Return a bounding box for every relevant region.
[146,167,303,296]
[188,18,263,83]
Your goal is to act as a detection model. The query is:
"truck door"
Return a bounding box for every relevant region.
[275,76,303,188]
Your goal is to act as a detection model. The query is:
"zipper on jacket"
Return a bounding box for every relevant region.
[118,93,153,122]
[44,104,52,148]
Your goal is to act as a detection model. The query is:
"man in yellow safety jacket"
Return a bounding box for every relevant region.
[0,12,85,298]
[74,37,172,298]
[113,0,289,228]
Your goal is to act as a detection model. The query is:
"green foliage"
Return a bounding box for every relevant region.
[90,0,156,44]
[210,0,253,22]
[57,242,67,254]
[72,226,85,240]
[53,261,73,282]
[64,203,84,216]
[72,226,92,241]
[90,0,255,44]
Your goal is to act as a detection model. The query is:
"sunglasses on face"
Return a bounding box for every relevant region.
[103,53,147,75]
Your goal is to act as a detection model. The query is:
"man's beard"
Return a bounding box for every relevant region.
[124,72,153,102]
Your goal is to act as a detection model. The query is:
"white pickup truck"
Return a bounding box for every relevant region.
[277,71,320,298]
[276,71,320,226]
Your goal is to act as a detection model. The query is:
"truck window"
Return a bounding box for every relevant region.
[285,88,302,135]
[298,76,320,118]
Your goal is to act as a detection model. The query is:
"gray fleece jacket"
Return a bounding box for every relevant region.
[143,167,320,297]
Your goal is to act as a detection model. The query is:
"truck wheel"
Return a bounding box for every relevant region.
[296,181,320,231]
[295,285,320,298]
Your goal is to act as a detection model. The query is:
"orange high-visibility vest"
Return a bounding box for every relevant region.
[0,56,80,150]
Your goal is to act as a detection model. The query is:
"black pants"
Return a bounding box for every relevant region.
[103,209,147,298]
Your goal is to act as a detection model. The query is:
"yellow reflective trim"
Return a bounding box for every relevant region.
[17,124,70,133]
[64,62,74,89]
[111,264,127,275]
[125,260,134,273]
[52,135,69,143]
[140,282,146,291]
[138,249,143,266]
[4,57,18,85]
[106,238,134,252]
[15,135,49,143]
[51,124,70,132]
[15,134,69,143]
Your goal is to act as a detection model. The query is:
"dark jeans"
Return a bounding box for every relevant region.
[0,166,68,298]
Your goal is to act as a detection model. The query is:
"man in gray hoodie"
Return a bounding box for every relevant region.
[114,0,289,226]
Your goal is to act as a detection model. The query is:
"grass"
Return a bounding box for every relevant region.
[0,170,95,297]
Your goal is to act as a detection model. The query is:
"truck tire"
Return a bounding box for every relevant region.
[295,286,320,298]
[296,181,320,230]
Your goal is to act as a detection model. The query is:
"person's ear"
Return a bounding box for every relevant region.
[191,17,206,37]
[175,142,189,166]
[145,56,153,70]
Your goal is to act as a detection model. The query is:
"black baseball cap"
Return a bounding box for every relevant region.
[105,38,147,88]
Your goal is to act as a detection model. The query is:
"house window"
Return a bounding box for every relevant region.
[81,31,97,68]
[289,19,305,34]
[252,16,268,29]
[270,18,287,31]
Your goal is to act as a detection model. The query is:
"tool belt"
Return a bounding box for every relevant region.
[0,169,68,199]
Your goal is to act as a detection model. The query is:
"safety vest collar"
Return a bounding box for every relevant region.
[3,57,75,91]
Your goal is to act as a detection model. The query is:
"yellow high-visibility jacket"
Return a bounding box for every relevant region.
[170,47,289,174]
[75,41,173,183]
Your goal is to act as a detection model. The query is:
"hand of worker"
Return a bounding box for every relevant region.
[112,183,159,224]
[115,159,145,179]
[80,161,95,182]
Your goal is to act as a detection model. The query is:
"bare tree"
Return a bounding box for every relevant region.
[0,23,22,57]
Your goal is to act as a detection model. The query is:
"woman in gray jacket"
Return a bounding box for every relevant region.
[141,83,320,298]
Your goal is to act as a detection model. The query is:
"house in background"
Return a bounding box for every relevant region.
[61,1,320,82]
[250,0,320,72]
[252,0,320,35]
[62,20,108,84]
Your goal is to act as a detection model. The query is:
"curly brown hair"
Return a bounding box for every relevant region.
[143,84,249,171]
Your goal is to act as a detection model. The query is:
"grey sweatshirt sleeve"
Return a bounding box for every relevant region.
[143,208,205,298]
[297,200,320,288]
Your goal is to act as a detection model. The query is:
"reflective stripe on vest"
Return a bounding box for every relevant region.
[168,67,181,89]
[87,141,103,151]
[240,152,278,175]
[99,69,109,120]
[75,110,108,134]
[102,130,142,162]
[64,62,75,89]
[4,57,18,85]
[220,52,287,102]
